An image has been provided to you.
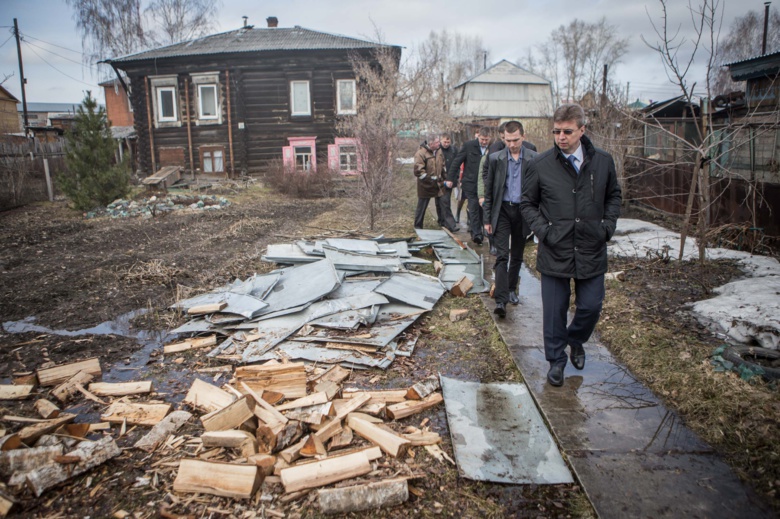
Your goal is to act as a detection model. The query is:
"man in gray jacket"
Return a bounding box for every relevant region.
[520,104,622,387]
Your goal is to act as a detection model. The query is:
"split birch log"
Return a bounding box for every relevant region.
[37,358,101,387]
[347,416,410,458]
[0,490,13,517]
[238,382,287,424]
[235,362,307,398]
[163,335,218,354]
[0,385,34,400]
[26,436,121,497]
[57,423,90,439]
[313,365,351,386]
[0,445,64,477]
[88,381,153,397]
[187,303,227,316]
[317,477,409,514]
[101,402,172,426]
[329,427,353,450]
[283,402,332,425]
[312,380,340,400]
[346,412,382,423]
[331,393,371,420]
[342,389,407,405]
[406,376,440,400]
[51,371,94,403]
[34,400,60,419]
[276,391,330,411]
[183,378,235,413]
[274,420,305,452]
[279,435,309,464]
[201,396,255,432]
[0,434,22,452]
[173,459,261,499]
[17,414,76,445]
[310,419,342,443]
[247,453,276,476]
[386,393,443,421]
[256,422,284,453]
[280,451,372,493]
[134,411,192,452]
[300,434,327,457]
[402,430,442,446]
[202,430,257,457]
[356,403,386,417]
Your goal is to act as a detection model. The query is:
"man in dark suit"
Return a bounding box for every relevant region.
[483,121,537,317]
[445,126,491,245]
[436,133,459,232]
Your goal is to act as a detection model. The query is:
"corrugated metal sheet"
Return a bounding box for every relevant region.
[374,271,446,310]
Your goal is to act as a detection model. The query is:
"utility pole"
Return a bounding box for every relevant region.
[601,64,608,110]
[13,18,29,132]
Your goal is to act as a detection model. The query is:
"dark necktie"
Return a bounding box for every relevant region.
[568,155,580,174]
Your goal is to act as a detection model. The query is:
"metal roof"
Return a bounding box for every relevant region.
[107,26,397,64]
[454,59,551,88]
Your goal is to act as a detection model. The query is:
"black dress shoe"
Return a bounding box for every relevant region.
[493,302,506,318]
[508,291,520,305]
[570,344,585,370]
[547,364,564,386]
[450,226,460,232]
[473,237,483,245]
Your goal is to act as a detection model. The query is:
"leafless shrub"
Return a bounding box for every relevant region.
[120,259,182,286]
[0,154,34,209]
[263,158,335,199]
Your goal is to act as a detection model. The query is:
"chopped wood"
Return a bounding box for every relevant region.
[247,453,275,476]
[314,365,351,386]
[279,435,309,464]
[294,445,382,466]
[276,391,330,411]
[87,423,111,432]
[72,382,106,404]
[424,444,455,465]
[280,451,373,493]
[274,420,305,452]
[317,477,409,514]
[260,390,285,405]
[406,377,441,400]
[26,436,121,497]
[255,422,283,453]
[342,389,407,404]
[195,365,233,374]
[331,393,371,420]
[347,416,410,458]
[300,434,327,457]
[0,490,13,517]
[449,309,469,322]
[34,399,60,419]
[0,385,34,400]
[201,430,257,457]
[201,396,254,432]
[0,434,21,452]
[605,270,626,281]
[164,335,218,354]
[51,371,94,403]
[356,403,386,417]
[450,276,474,297]
[273,457,290,476]
[279,490,310,504]
[312,380,340,400]
[0,444,63,477]
[283,402,332,425]
[134,411,192,452]
[312,419,342,444]
[187,303,227,315]
[2,415,47,424]
[183,379,235,413]
[88,381,153,397]
[386,393,443,420]
[12,372,37,386]
[173,459,262,499]
[238,382,287,424]
[101,402,172,426]
[58,423,90,439]
[402,431,441,446]
[434,260,443,274]
[345,412,382,423]
[17,414,76,445]
[36,358,101,387]
[235,362,307,399]
[328,427,353,450]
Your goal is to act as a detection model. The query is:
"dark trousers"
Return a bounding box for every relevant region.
[464,189,483,241]
[493,203,527,304]
[436,186,459,231]
[541,273,605,367]
[414,196,444,229]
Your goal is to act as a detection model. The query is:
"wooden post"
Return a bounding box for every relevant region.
[42,158,53,201]
[144,77,156,174]
[184,76,195,180]
[226,69,235,178]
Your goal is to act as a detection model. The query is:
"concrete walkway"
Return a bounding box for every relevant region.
[475,256,772,518]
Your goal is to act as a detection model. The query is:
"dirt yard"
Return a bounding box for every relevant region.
[0,176,777,517]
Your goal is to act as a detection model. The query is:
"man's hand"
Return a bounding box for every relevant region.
[484,223,492,234]
[444,181,453,188]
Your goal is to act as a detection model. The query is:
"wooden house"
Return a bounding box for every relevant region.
[104,20,400,178]
[0,85,21,133]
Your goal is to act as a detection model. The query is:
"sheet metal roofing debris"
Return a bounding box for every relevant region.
[171,236,450,369]
[86,194,230,219]
[414,229,489,294]
[440,376,573,484]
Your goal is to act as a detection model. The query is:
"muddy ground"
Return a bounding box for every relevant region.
[1,176,777,517]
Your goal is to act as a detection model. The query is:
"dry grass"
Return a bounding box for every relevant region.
[118,258,182,287]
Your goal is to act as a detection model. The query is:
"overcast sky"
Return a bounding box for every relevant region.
[0,0,768,107]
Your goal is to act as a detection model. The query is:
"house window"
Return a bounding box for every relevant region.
[337,79,356,115]
[156,87,177,122]
[339,145,357,171]
[198,84,218,119]
[290,80,311,116]
[201,146,224,173]
[283,136,317,172]
[294,146,313,171]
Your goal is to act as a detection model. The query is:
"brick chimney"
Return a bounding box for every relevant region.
[266,17,278,28]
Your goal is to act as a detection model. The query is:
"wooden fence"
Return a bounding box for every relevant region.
[0,139,66,211]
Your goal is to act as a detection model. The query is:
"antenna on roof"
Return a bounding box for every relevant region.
[242,16,248,28]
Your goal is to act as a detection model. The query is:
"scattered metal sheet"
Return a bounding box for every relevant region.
[327,278,385,298]
[374,271,446,310]
[413,229,454,244]
[394,333,419,357]
[219,271,282,299]
[258,258,341,316]
[295,240,326,256]
[170,318,213,335]
[325,238,381,254]
[378,241,411,257]
[172,291,269,319]
[439,262,490,294]
[206,313,245,325]
[323,247,405,273]
[308,306,380,330]
[262,243,320,264]
[435,246,481,265]
[440,376,574,485]
[255,340,394,369]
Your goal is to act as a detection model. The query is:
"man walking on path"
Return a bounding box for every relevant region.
[413,137,445,229]
[520,104,622,387]
[483,121,537,318]
[446,127,491,245]
[436,134,460,232]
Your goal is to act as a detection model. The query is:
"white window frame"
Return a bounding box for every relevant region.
[198,84,218,120]
[156,86,178,122]
[336,79,356,115]
[290,80,311,116]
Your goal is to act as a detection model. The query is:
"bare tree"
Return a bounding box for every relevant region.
[520,17,628,104]
[145,0,220,47]
[711,7,780,96]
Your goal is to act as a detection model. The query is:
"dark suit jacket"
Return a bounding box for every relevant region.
[447,139,486,193]
[483,147,538,231]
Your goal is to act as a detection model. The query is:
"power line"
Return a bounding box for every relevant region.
[21,32,83,55]
[22,41,100,88]
[0,33,13,49]
[23,38,97,71]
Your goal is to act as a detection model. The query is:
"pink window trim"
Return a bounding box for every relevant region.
[330,137,361,176]
[283,136,317,172]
